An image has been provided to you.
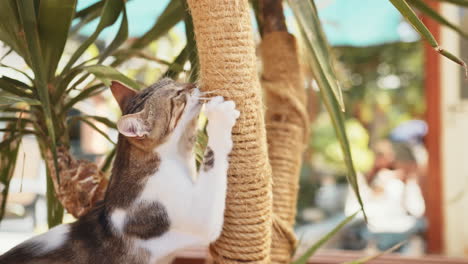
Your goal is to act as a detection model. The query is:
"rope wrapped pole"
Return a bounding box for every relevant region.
[187,1,273,263]
[259,0,309,262]
[262,31,309,263]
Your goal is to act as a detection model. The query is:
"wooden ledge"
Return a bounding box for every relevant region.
[173,248,468,264]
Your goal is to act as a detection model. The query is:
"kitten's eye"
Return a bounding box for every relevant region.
[175,90,185,98]
[172,91,187,103]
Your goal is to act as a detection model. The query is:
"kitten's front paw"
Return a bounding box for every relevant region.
[204,96,240,152]
[205,96,240,129]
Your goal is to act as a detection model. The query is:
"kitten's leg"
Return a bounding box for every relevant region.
[191,96,239,242]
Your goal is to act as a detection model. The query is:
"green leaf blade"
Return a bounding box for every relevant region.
[38,0,78,80]
[0,77,33,98]
[292,211,360,264]
[74,0,105,19]
[83,65,142,90]
[162,45,188,79]
[0,91,40,106]
[182,0,199,83]
[68,116,116,145]
[16,0,62,190]
[389,0,467,72]
[409,0,468,38]
[0,123,24,221]
[111,0,184,66]
[289,0,366,218]
[63,0,124,73]
[130,0,184,50]
[0,0,28,59]
[98,6,128,63]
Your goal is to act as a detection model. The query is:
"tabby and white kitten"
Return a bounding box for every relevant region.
[0,78,239,264]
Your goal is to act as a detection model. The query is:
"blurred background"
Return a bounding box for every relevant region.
[0,0,467,259]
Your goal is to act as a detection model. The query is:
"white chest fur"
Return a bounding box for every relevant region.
[110,96,239,263]
[138,155,196,230]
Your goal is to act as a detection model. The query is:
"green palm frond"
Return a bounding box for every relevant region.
[289,0,366,218]
[389,0,467,75]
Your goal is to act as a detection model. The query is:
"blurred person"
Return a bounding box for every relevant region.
[343,140,426,253]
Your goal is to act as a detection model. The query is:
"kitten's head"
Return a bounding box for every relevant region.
[110,78,202,149]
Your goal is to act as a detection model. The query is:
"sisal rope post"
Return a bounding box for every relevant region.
[187,1,273,263]
[262,32,309,263]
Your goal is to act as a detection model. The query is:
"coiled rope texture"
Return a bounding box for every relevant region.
[262,32,309,264]
[187,0,273,263]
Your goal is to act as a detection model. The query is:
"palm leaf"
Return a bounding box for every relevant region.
[0,0,28,60]
[54,67,84,102]
[45,172,64,228]
[0,47,13,62]
[0,77,34,98]
[292,211,359,264]
[98,5,128,62]
[68,116,116,145]
[0,63,34,83]
[127,0,183,50]
[83,65,143,90]
[38,0,78,80]
[79,115,117,129]
[289,0,344,111]
[409,0,468,38]
[62,84,107,113]
[0,116,32,124]
[0,127,36,134]
[162,45,188,79]
[71,4,103,35]
[0,124,23,221]
[0,133,22,151]
[195,127,208,170]
[16,0,61,192]
[182,0,199,83]
[74,0,104,19]
[289,0,366,218]
[62,0,124,73]
[0,91,41,106]
[389,0,467,75]
[1,76,32,91]
[100,147,116,173]
[111,0,185,66]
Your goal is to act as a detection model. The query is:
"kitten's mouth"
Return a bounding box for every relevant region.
[193,89,221,103]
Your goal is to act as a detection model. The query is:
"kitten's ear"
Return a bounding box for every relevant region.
[110,81,137,111]
[117,112,150,138]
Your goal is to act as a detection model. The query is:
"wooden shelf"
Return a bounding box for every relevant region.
[173,248,468,264]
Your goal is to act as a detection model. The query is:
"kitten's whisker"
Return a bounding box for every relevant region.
[200,90,221,95]
[197,97,212,101]
[198,90,222,96]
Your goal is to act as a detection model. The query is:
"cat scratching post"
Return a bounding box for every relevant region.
[187,0,273,263]
[262,32,308,263]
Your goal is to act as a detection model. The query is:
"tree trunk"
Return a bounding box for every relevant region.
[43,146,108,220]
